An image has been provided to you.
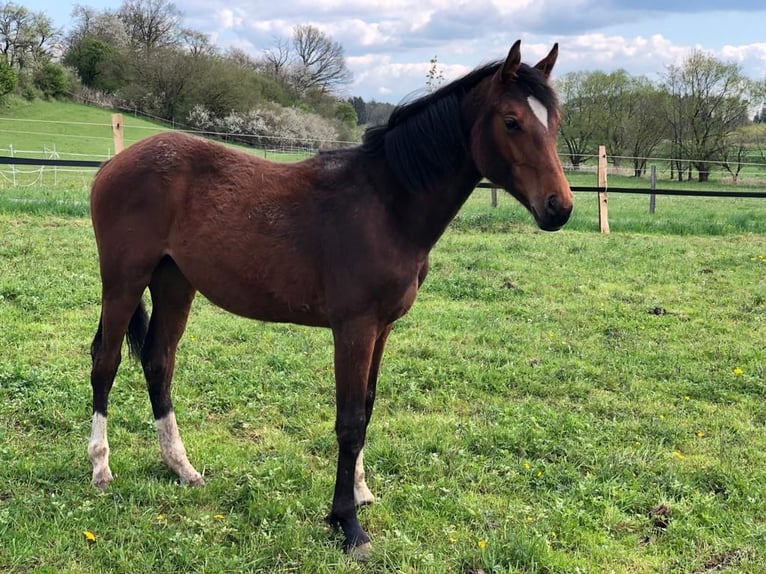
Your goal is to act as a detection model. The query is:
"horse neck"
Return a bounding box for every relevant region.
[391,94,488,249]
[388,156,482,250]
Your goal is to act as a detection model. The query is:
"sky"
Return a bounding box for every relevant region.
[22,0,766,103]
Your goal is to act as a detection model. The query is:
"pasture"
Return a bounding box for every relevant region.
[2,187,766,572]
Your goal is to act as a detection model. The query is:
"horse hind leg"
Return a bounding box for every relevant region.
[353,324,392,508]
[89,292,148,489]
[142,257,202,485]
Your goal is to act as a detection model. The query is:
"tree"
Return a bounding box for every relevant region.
[117,0,181,51]
[556,71,601,169]
[662,51,751,182]
[0,3,58,72]
[260,37,290,81]
[348,96,366,125]
[290,24,351,95]
[64,35,114,88]
[621,79,669,177]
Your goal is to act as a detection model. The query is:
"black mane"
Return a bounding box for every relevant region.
[362,61,557,195]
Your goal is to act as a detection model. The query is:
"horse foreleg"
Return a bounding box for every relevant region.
[353,324,392,508]
[327,319,379,557]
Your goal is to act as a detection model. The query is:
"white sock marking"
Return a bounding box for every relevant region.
[88,413,113,487]
[157,412,204,485]
[527,96,548,131]
[354,448,375,506]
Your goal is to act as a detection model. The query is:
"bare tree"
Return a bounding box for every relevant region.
[260,37,290,80]
[118,0,181,51]
[662,51,751,182]
[290,24,351,94]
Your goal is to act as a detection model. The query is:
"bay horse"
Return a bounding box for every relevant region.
[88,40,572,556]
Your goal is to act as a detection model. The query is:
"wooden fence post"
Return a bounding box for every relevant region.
[598,144,610,234]
[649,165,656,214]
[491,187,498,207]
[111,113,124,154]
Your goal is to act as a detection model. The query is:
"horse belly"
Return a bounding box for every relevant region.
[172,248,329,326]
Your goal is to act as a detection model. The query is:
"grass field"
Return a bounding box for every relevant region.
[2,198,766,572]
[2,99,766,572]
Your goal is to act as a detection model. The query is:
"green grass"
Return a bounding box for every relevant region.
[2,208,766,572]
[2,98,766,571]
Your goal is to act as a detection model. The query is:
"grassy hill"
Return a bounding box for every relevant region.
[0,97,170,159]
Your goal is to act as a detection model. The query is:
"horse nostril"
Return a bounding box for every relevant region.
[546,194,559,213]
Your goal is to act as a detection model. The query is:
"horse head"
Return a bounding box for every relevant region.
[469,40,573,231]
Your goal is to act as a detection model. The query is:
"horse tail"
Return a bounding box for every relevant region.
[126,299,149,361]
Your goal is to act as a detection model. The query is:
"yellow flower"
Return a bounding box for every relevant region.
[83,530,96,542]
[477,539,488,549]
[214,514,225,520]
[522,462,530,470]
[733,367,743,376]
[696,431,705,438]
[684,395,690,401]
[672,450,684,460]
[156,514,165,521]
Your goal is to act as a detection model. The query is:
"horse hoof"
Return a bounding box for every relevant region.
[347,541,372,562]
[92,470,114,490]
[184,474,205,487]
[92,479,111,491]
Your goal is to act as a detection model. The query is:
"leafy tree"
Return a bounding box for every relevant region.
[348,96,366,125]
[64,36,113,88]
[621,79,669,177]
[0,2,58,72]
[662,51,751,182]
[556,71,601,169]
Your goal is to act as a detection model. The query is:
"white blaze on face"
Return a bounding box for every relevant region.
[527,96,548,131]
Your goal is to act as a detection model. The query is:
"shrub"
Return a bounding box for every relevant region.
[33,63,70,99]
[0,58,18,100]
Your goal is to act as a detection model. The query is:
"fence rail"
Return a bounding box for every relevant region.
[4,158,766,198]
[475,181,766,199]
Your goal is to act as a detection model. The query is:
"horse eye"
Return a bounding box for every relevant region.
[503,116,520,132]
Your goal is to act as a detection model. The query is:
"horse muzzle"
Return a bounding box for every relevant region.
[534,192,573,231]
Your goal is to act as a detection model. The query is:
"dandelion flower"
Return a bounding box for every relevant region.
[214,514,225,520]
[83,530,96,543]
[733,367,743,376]
[696,431,705,438]
[477,539,488,549]
[522,462,530,470]
[673,450,684,460]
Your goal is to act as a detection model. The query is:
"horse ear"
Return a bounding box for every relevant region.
[500,39,522,83]
[534,43,559,80]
